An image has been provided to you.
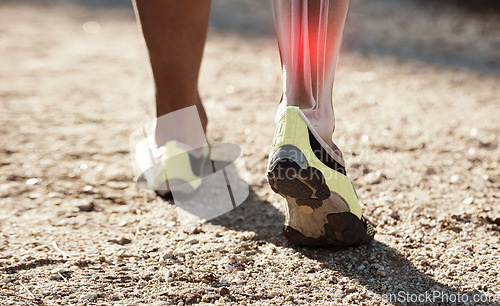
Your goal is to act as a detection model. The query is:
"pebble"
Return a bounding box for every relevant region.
[203,273,217,283]
[82,185,93,192]
[450,175,460,183]
[416,256,428,265]
[462,197,474,205]
[162,258,176,265]
[26,178,38,185]
[234,279,244,285]
[219,287,230,295]
[225,265,236,271]
[162,249,174,259]
[110,237,132,245]
[81,293,97,301]
[185,238,199,245]
[34,245,47,251]
[77,200,95,212]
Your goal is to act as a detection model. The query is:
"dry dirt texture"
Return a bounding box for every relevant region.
[1,1,499,305]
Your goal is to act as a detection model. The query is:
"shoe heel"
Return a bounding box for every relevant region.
[267,145,330,207]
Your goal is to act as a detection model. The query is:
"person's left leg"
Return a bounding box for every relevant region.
[132,1,212,198]
[133,0,211,146]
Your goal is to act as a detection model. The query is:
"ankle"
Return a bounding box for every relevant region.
[279,98,337,152]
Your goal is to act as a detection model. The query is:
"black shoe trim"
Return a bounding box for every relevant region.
[307,129,346,175]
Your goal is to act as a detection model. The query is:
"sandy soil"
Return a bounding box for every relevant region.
[0,1,499,305]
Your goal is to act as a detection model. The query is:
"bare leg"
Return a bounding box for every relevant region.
[273,0,350,150]
[133,0,211,145]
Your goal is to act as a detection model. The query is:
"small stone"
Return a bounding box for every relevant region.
[26,178,38,185]
[234,279,244,285]
[202,273,217,283]
[462,197,474,205]
[81,293,97,301]
[185,238,199,245]
[357,265,365,271]
[376,170,387,179]
[50,274,64,281]
[416,256,428,265]
[163,258,176,265]
[450,175,460,184]
[447,226,462,233]
[162,249,174,259]
[78,200,95,212]
[34,245,47,251]
[82,185,93,192]
[186,226,202,234]
[109,237,132,245]
[225,265,236,271]
[449,258,459,264]
[219,287,230,295]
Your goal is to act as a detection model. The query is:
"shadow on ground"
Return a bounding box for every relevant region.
[212,193,486,303]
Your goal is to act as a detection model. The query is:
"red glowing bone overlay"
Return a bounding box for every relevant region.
[273,0,349,145]
[274,0,348,107]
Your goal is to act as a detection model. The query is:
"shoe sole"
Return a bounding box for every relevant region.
[267,158,373,247]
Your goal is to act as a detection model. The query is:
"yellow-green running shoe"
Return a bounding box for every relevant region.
[267,106,375,247]
[135,140,211,200]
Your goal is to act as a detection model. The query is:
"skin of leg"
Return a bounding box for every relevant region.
[133,0,211,146]
[273,0,350,151]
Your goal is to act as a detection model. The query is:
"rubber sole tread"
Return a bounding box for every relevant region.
[268,158,374,247]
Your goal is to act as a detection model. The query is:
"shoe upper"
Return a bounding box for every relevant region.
[269,106,363,219]
[135,139,210,193]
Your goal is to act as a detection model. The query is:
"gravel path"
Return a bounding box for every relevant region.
[0,1,499,305]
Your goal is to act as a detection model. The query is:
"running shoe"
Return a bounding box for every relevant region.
[135,140,211,200]
[267,106,375,247]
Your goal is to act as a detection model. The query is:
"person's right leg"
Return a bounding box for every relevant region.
[274,0,349,151]
[268,0,374,247]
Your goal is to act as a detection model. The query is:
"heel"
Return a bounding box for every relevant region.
[267,154,330,212]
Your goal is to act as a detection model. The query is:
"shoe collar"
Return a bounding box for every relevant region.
[276,105,345,167]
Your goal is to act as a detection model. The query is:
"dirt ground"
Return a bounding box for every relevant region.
[1,0,499,305]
